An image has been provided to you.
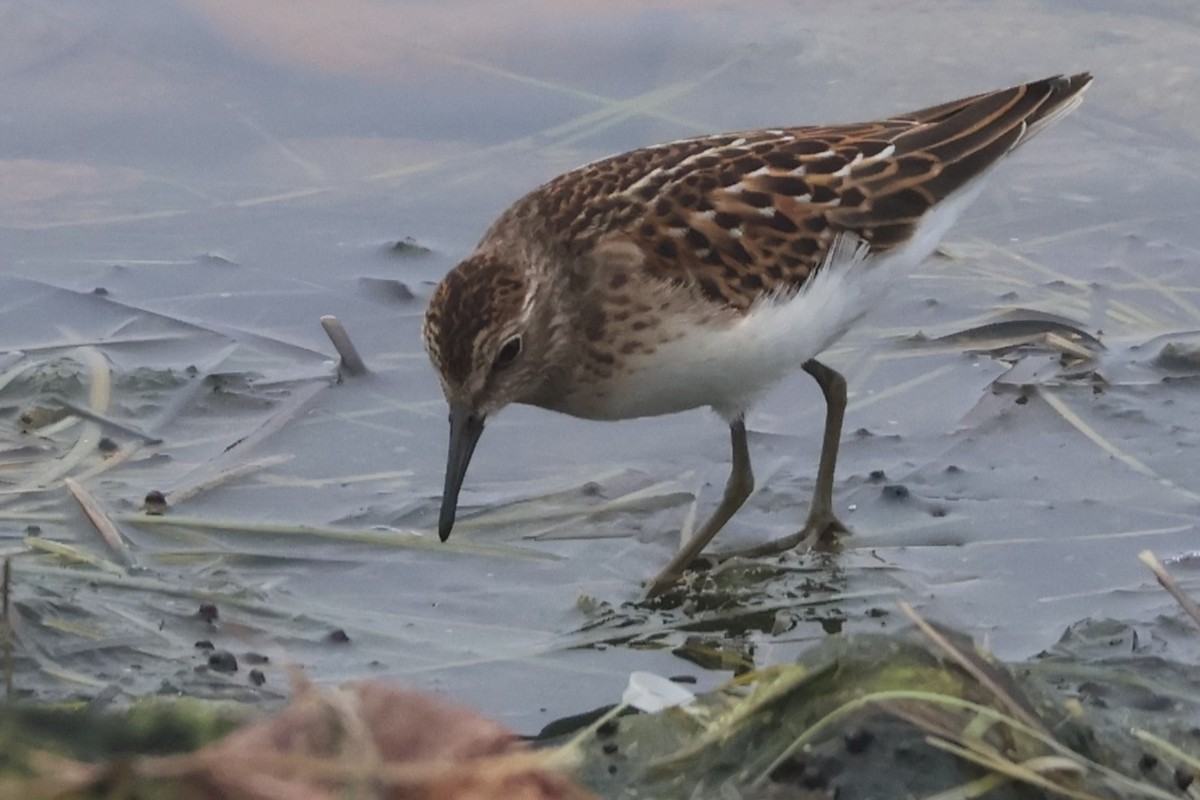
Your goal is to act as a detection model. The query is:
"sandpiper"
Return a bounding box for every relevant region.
[422,73,1092,595]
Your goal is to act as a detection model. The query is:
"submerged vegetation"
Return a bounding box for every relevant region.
[0,597,1196,799]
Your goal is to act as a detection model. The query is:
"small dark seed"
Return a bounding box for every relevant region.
[194,640,215,651]
[1015,394,1029,405]
[868,469,886,482]
[197,602,219,623]
[602,742,618,755]
[97,437,118,454]
[142,490,168,515]
[1138,753,1158,771]
[882,484,909,500]
[242,652,270,665]
[249,669,266,687]
[327,628,351,644]
[208,650,238,673]
[596,719,620,739]
[92,287,109,296]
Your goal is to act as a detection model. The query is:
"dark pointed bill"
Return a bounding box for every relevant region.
[438,404,485,541]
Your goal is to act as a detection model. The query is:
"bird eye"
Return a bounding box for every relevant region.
[493,335,522,370]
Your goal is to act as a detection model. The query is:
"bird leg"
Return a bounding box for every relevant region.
[798,358,850,542]
[644,359,851,595]
[645,417,753,597]
[709,359,850,562]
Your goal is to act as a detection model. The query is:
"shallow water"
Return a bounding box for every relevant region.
[1,0,1198,731]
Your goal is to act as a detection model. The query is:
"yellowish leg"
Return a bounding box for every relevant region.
[726,358,849,560]
[645,417,753,597]
[798,358,850,540]
[643,359,851,595]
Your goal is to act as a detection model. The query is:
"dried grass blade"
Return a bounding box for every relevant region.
[16,346,111,489]
[168,454,293,505]
[25,536,126,575]
[922,737,1108,800]
[53,399,161,444]
[846,363,956,413]
[168,380,325,496]
[1131,729,1200,775]
[899,601,1046,734]
[64,477,132,565]
[1037,387,1200,502]
[118,513,556,561]
[320,315,368,376]
[1138,550,1200,629]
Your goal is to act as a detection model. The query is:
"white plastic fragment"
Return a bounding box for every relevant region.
[621,671,696,713]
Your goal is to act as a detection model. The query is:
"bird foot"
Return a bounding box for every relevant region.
[712,507,848,562]
[642,508,849,599]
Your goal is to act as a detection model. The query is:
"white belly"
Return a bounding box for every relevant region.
[596,179,989,421]
[607,241,885,420]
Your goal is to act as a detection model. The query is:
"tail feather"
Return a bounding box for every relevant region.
[897,73,1093,183]
[830,73,1092,238]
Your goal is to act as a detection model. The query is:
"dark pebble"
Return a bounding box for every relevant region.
[1138,753,1157,771]
[596,719,619,739]
[194,640,215,651]
[97,437,118,453]
[868,469,886,482]
[327,628,351,644]
[601,742,618,755]
[208,651,238,673]
[882,484,909,500]
[143,490,168,514]
[249,669,266,686]
[197,602,219,623]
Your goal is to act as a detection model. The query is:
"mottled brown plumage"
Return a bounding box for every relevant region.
[422,73,1092,594]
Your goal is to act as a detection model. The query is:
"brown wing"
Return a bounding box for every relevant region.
[520,72,1091,311]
